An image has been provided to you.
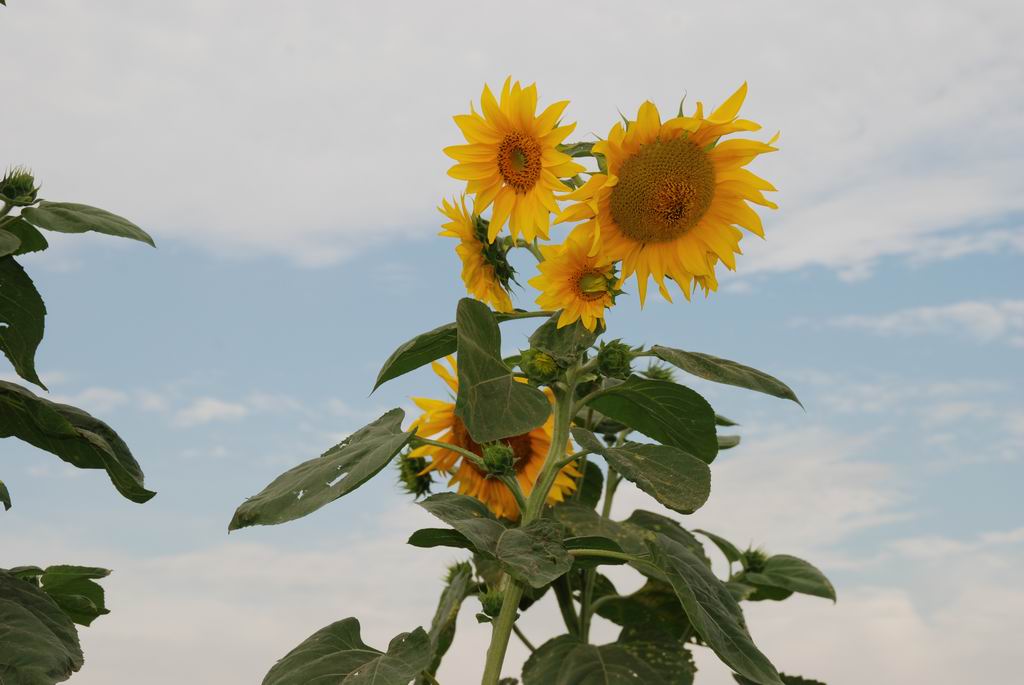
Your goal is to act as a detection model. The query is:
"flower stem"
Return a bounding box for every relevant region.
[512,623,537,653]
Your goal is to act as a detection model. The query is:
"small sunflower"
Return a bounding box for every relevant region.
[445,78,585,243]
[408,356,580,520]
[558,83,778,304]
[529,227,617,331]
[439,195,514,312]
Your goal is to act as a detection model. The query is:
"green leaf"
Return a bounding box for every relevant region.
[0,228,20,257]
[417,565,473,684]
[573,428,711,515]
[618,640,696,685]
[694,529,743,564]
[262,617,430,685]
[406,528,475,552]
[552,504,665,581]
[372,311,525,391]
[522,635,668,684]
[596,580,692,643]
[736,675,827,685]
[0,569,83,683]
[0,479,10,510]
[454,298,550,442]
[528,314,601,364]
[229,409,413,530]
[0,256,46,389]
[649,534,782,685]
[36,566,111,627]
[718,434,741,450]
[587,376,718,463]
[564,536,628,568]
[418,493,506,556]
[0,217,49,255]
[742,555,836,602]
[21,202,154,246]
[623,511,710,567]
[651,346,801,406]
[496,519,573,589]
[574,459,604,509]
[0,381,154,503]
[715,414,739,427]
[734,579,793,603]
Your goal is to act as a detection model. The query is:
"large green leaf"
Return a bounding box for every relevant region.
[0,228,20,257]
[573,428,710,515]
[623,511,710,567]
[742,555,836,602]
[618,640,696,685]
[21,202,154,246]
[495,519,573,588]
[522,635,667,684]
[0,569,83,684]
[416,565,473,685]
[0,217,49,255]
[651,346,801,406]
[0,256,46,388]
[230,409,414,530]
[454,298,550,442]
[0,479,10,511]
[262,618,430,685]
[13,566,112,627]
[587,376,718,463]
[0,381,154,503]
[649,535,782,685]
[528,314,601,364]
[418,493,507,556]
[694,529,743,564]
[596,580,691,643]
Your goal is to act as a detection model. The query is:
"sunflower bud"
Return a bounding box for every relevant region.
[482,442,515,476]
[741,547,769,573]
[444,561,473,585]
[641,361,676,382]
[396,454,432,498]
[479,588,505,618]
[596,340,636,379]
[0,166,39,207]
[519,348,560,384]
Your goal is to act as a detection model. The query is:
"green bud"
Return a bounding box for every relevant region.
[479,588,505,618]
[396,454,433,499]
[519,348,560,384]
[0,166,39,207]
[596,340,636,379]
[578,271,612,295]
[444,561,473,585]
[482,442,515,476]
[641,361,676,382]
[741,547,769,573]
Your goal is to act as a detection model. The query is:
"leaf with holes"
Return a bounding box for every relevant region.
[454,298,550,442]
[230,409,414,530]
[651,346,801,406]
[0,256,46,388]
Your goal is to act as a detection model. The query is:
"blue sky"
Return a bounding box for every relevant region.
[2,1,1022,683]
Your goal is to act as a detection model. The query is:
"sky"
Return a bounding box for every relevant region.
[1,0,1022,683]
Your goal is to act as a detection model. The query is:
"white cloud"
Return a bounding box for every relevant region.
[173,397,248,426]
[1,0,1020,275]
[49,386,130,413]
[828,299,1024,346]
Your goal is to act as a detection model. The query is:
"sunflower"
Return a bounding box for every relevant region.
[528,228,617,331]
[439,195,514,312]
[408,356,580,520]
[558,83,778,305]
[445,78,585,244]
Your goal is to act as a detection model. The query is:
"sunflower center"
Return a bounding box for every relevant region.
[497,131,543,194]
[573,269,611,302]
[608,137,716,243]
[451,418,535,474]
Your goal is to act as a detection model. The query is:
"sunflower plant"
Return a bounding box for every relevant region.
[0,165,156,682]
[231,79,835,685]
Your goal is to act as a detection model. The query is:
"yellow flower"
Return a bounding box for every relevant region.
[445,78,585,244]
[438,195,514,312]
[529,228,616,331]
[558,83,778,304]
[408,356,580,520]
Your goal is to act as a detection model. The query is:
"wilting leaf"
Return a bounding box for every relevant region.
[742,555,836,602]
[262,617,430,685]
[587,376,718,463]
[649,535,782,685]
[651,346,801,406]
[230,409,414,530]
[0,569,83,683]
[0,256,46,388]
[573,428,711,515]
[22,202,154,246]
[522,635,668,684]
[0,381,154,503]
[454,298,549,442]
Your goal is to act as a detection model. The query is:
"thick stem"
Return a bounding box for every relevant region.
[480,582,524,685]
[553,575,581,636]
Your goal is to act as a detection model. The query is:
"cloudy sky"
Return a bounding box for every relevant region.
[1,1,1022,683]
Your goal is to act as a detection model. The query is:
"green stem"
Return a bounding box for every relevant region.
[579,568,596,639]
[512,623,537,653]
[552,575,580,636]
[497,474,528,515]
[0,202,11,219]
[514,239,545,263]
[480,582,524,685]
[409,436,486,470]
[420,672,442,685]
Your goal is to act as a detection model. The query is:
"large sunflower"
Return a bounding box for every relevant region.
[558,83,778,304]
[529,228,617,331]
[438,195,514,312]
[408,356,580,520]
[445,78,585,244]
